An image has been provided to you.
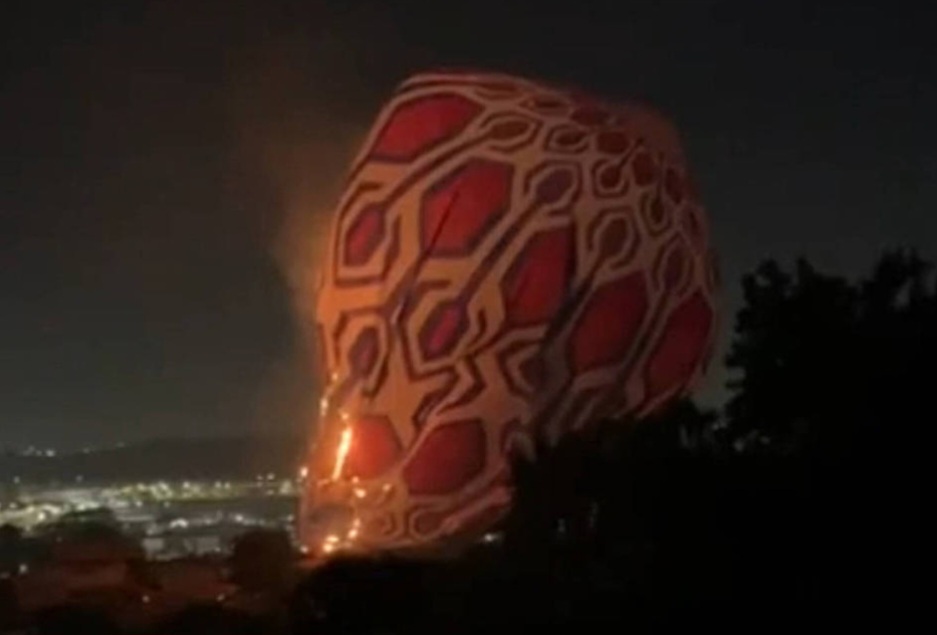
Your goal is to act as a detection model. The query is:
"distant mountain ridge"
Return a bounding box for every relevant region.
[0,435,307,484]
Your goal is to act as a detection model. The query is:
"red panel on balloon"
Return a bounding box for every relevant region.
[645,292,713,399]
[417,300,468,361]
[420,159,513,256]
[403,419,486,496]
[502,226,574,327]
[344,416,403,480]
[343,203,386,267]
[370,94,482,161]
[569,273,649,373]
[632,151,658,186]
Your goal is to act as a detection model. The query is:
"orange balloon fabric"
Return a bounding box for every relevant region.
[299,70,719,555]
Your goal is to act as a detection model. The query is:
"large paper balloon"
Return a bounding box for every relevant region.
[299,70,718,555]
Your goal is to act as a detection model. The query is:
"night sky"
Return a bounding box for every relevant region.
[2,0,935,448]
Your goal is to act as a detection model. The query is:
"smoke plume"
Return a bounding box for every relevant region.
[223,29,376,439]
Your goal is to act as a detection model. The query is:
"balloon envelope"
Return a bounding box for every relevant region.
[299,70,718,555]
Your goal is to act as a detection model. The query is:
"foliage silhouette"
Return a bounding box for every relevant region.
[33,605,120,635]
[725,250,935,457]
[154,603,264,635]
[716,250,930,627]
[229,528,296,596]
[463,250,935,630]
[289,555,462,634]
[9,249,927,634]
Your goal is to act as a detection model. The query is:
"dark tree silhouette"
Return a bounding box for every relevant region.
[0,523,24,576]
[290,555,462,634]
[156,603,264,635]
[229,528,296,596]
[33,605,120,635]
[724,250,935,457]
[0,577,23,631]
[720,250,933,628]
[279,251,930,633]
[489,400,738,628]
[502,400,717,558]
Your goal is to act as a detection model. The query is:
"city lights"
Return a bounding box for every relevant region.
[0,477,302,560]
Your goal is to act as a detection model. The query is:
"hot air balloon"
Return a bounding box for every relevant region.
[299,70,718,556]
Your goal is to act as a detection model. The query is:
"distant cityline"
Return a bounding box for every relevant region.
[0,435,307,485]
[1,433,305,457]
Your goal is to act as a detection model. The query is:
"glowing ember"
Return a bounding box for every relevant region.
[318,514,362,554]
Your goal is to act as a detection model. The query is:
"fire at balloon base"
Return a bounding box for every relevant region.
[299,463,514,559]
[301,503,360,556]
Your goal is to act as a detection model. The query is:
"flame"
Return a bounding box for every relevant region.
[308,401,364,556]
[331,423,353,481]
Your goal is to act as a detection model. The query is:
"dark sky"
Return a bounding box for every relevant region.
[2,0,935,448]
